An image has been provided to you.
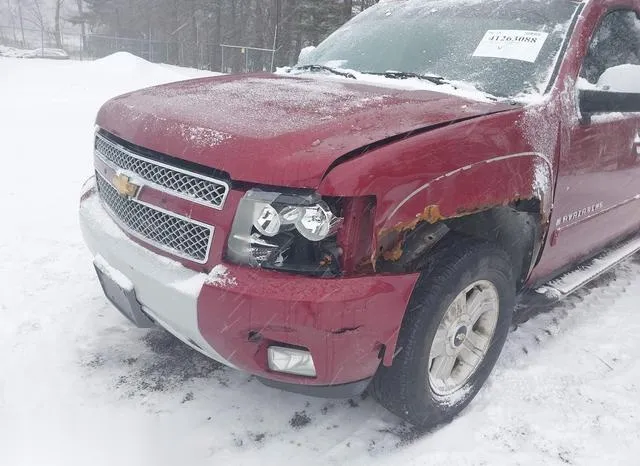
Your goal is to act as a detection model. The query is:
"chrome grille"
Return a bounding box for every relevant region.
[96,174,213,263]
[95,134,229,209]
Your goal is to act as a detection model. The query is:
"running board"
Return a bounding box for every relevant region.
[535,235,640,299]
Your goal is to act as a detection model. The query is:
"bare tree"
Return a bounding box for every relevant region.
[17,0,26,46]
[20,0,47,54]
[75,0,86,45]
[54,0,63,48]
[6,0,18,43]
[343,0,353,22]
[27,0,45,31]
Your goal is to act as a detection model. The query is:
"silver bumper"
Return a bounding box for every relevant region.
[79,178,236,368]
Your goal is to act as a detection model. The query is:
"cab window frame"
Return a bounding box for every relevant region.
[579,8,640,85]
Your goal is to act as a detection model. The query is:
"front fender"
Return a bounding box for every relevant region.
[318,108,554,258]
[379,152,554,236]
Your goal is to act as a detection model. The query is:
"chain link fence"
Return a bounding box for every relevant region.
[0,24,276,72]
[220,45,276,73]
[0,24,84,58]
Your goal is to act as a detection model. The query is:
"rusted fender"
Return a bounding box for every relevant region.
[318,107,555,259]
[379,152,554,237]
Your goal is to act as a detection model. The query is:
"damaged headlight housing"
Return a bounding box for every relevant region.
[226,190,344,276]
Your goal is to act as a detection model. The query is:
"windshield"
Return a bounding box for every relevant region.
[298,0,581,98]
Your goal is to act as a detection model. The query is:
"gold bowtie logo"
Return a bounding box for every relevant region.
[112,173,139,198]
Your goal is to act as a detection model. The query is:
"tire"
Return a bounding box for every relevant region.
[371,234,515,428]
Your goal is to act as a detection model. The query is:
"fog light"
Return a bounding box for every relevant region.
[268,346,317,377]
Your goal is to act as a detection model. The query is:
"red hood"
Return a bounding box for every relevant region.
[96,73,513,188]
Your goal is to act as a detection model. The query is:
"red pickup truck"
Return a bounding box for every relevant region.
[79,0,640,428]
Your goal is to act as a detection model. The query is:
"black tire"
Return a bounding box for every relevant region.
[371,234,515,428]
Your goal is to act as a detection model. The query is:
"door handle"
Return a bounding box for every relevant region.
[635,132,640,155]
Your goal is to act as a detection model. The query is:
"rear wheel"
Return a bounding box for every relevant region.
[371,236,515,428]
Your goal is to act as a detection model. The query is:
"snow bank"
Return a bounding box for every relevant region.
[91,52,216,80]
[89,52,216,88]
[0,45,69,59]
[93,51,152,68]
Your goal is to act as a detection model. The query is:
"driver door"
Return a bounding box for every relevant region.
[542,9,640,275]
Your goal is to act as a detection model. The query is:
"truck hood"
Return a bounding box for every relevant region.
[96,73,513,188]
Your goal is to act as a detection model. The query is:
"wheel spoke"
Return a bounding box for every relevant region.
[431,355,457,380]
[467,329,491,352]
[466,288,487,322]
[451,293,467,319]
[459,341,483,368]
[430,328,448,358]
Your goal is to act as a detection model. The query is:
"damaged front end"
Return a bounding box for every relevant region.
[225,189,378,278]
[376,219,450,272]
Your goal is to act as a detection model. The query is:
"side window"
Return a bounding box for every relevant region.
[581,10,640,84]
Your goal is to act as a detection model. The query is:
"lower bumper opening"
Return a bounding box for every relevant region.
[257,376,373,399]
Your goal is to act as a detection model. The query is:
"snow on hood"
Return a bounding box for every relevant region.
[97,73,515,187]
[278,68,501,103]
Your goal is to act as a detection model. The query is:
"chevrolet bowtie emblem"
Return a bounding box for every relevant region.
[112,173,139,198]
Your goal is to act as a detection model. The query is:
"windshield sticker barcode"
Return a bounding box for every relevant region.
[472,30,549,63]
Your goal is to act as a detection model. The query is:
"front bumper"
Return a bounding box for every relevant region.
[80,180,419,394]
[79,183,236,367]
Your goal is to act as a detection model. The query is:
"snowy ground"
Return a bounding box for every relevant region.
[1,54,640,466]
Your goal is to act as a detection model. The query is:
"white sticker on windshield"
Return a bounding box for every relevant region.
[472,30,549,63]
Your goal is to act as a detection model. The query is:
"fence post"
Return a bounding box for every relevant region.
[270,24,278,72]
[41,27,44,57]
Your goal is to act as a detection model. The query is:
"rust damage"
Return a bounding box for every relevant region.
[374,205,445,265]
[382,241,404,261]
[374,204,457,266]
[374,196,542,266]
[385,204,446,235]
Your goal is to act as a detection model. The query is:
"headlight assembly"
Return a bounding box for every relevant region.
[226,190,344,276]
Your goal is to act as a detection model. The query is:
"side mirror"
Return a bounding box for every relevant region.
[579,90,640,114]
[297,46,316,65]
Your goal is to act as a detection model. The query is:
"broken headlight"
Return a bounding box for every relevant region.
[226,190,344,276]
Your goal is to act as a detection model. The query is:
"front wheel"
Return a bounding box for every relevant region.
[371,236,515,428]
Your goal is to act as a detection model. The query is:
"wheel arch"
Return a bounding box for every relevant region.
[374,153,553,288]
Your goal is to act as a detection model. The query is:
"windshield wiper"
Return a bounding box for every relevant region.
[362,71,449,86]
[362,70,504,101]
[293,65,357,80]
